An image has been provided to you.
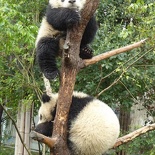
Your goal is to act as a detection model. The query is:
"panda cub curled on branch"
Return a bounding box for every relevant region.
[35,91,120,155]
[35,0,98,80]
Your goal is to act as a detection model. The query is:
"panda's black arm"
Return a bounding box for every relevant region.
[81,16,98,46]
[46,5,80,31]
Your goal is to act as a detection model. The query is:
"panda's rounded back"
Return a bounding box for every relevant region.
[68,92,120,155]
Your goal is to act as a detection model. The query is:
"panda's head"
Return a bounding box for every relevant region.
[38,93,58,124]
[49,0,86,11]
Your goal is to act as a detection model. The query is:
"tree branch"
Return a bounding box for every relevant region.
[96,46,153,97]
[83,38,147,67]
[114,123,155,148]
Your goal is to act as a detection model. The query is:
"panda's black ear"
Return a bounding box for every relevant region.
[42,93,51,103]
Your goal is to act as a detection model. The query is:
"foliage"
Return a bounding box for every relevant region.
[0,145,39,155]
[0,145,14,155]
[0,0,47,111]
[76,0,155,108]
[76,0,155,153]
[0,0,155,154]
[0,0,47,151]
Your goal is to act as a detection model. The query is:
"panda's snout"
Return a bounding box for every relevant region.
[68,0,76,4]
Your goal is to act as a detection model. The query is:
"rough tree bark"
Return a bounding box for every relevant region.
[51,0,99,154]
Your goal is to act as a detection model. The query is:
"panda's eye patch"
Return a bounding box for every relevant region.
[61,0,65,2]
[40,114,42,120]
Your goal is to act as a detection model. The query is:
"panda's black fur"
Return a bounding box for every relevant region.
[35,91,120,155]
[35,0,98,80]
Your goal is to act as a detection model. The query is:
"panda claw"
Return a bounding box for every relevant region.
[80,46,93,59]
[44,70,59,80]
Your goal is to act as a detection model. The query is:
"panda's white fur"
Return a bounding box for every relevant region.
[35,17,60,46]
[69,95,119,154]
[35,17,65,53]
[38,93,58,124]
[49,0,86,10]
[35,91,120,155]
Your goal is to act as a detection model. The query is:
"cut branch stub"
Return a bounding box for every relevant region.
[30,131,57,149]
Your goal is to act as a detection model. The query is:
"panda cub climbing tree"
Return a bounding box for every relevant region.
[35,0,98,79]
[35,91,120,155]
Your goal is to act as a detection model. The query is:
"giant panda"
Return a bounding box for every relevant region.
[35,91,120,155]
[35,0,98,80]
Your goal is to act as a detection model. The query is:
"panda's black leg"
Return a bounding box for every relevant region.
[80,45,93,59]
[36,37,59,80]
[80,16,98,59]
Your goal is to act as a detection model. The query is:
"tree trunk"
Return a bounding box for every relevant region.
[52,62,78,154]
[51,0,99,154]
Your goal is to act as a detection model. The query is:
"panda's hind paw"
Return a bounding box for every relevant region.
[44,70,59,80]
[80,46,93,59]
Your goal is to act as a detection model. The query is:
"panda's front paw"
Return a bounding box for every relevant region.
[44,70,59,80]
[66,11,80,28]
[34,121,53,137]
[80,46,93,59]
